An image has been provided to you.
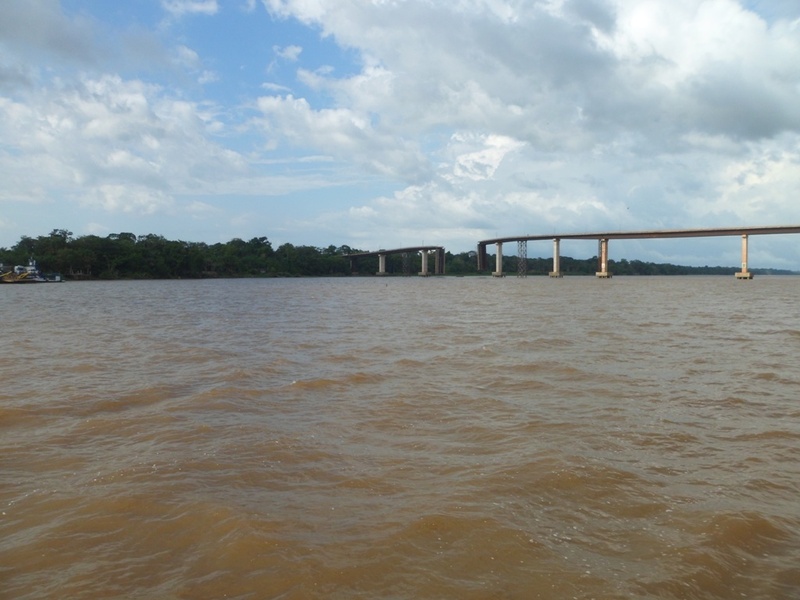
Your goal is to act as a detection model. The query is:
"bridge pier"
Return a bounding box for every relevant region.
[735,234,753,279]
[377,253,387,275]
[419,250,430,276]
[493,242,505,277]
[596,238,612,278]
[549,238,563,278]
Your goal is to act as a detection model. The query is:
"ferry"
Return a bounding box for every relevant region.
[0,259,61,283]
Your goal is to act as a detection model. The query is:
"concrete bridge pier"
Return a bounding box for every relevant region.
[377,253,387,275]
[736,234,753,279]
[493,242,505,277]
[549,238,563,278]
[419,250,430,276]
[596,238,612,278]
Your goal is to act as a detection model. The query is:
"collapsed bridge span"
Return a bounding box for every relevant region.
[346,246,445,276]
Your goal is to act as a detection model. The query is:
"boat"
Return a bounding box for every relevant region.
[0,259,51,283]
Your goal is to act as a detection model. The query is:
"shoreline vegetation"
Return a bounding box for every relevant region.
[1,229,797,280]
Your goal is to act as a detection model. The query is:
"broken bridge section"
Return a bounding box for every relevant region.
[346,246,445,276]
[477,225,800,279]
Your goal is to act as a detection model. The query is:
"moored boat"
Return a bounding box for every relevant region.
[0,259,52,283]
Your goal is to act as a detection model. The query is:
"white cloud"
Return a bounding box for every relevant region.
[263,0,800,149]
[254,94,431,182]
[161,0,219,17]
[274,44,302,61]
[0,74,262,214]
[0,0,97,64]
[261,81,292,93]
[446,133,526,182]
[697,140,800,223]
[175,45,201,69]
[80,184,174,214]
[251,2,800,238]
[596,0,800,139]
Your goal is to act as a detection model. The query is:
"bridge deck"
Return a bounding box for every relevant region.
[345,246,444,258]
[477,225,800,277]
[479,225,800,246]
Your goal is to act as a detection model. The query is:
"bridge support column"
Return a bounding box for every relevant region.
[596,238,612,278]
[736,234,753,279]
[493,242,504,277]
[477,243,488,271]
[419,250,430,276]
[549,238,563,278]
[377,253,387,275]
[435,248,445,275]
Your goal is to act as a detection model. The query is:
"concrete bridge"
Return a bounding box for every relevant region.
[477,225,800,279]
[346,246,445,276]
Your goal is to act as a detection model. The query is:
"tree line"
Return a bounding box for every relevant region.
[0,229,793,279]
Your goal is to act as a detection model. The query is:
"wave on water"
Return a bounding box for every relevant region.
[3,277,800,599]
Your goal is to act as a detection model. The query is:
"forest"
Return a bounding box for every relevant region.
[0,229,795,279]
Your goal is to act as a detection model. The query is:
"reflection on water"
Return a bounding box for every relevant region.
[2,276,800,599]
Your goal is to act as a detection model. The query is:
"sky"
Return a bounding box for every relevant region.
[2,0,800,268]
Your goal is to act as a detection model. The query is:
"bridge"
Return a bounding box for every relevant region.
[477,225,800,279]
[346,246,445,276]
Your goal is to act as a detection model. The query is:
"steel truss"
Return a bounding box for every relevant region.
[402,252,411,276]
[517,240,527,277]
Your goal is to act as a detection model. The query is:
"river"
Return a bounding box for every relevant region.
[2,276,799,599]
